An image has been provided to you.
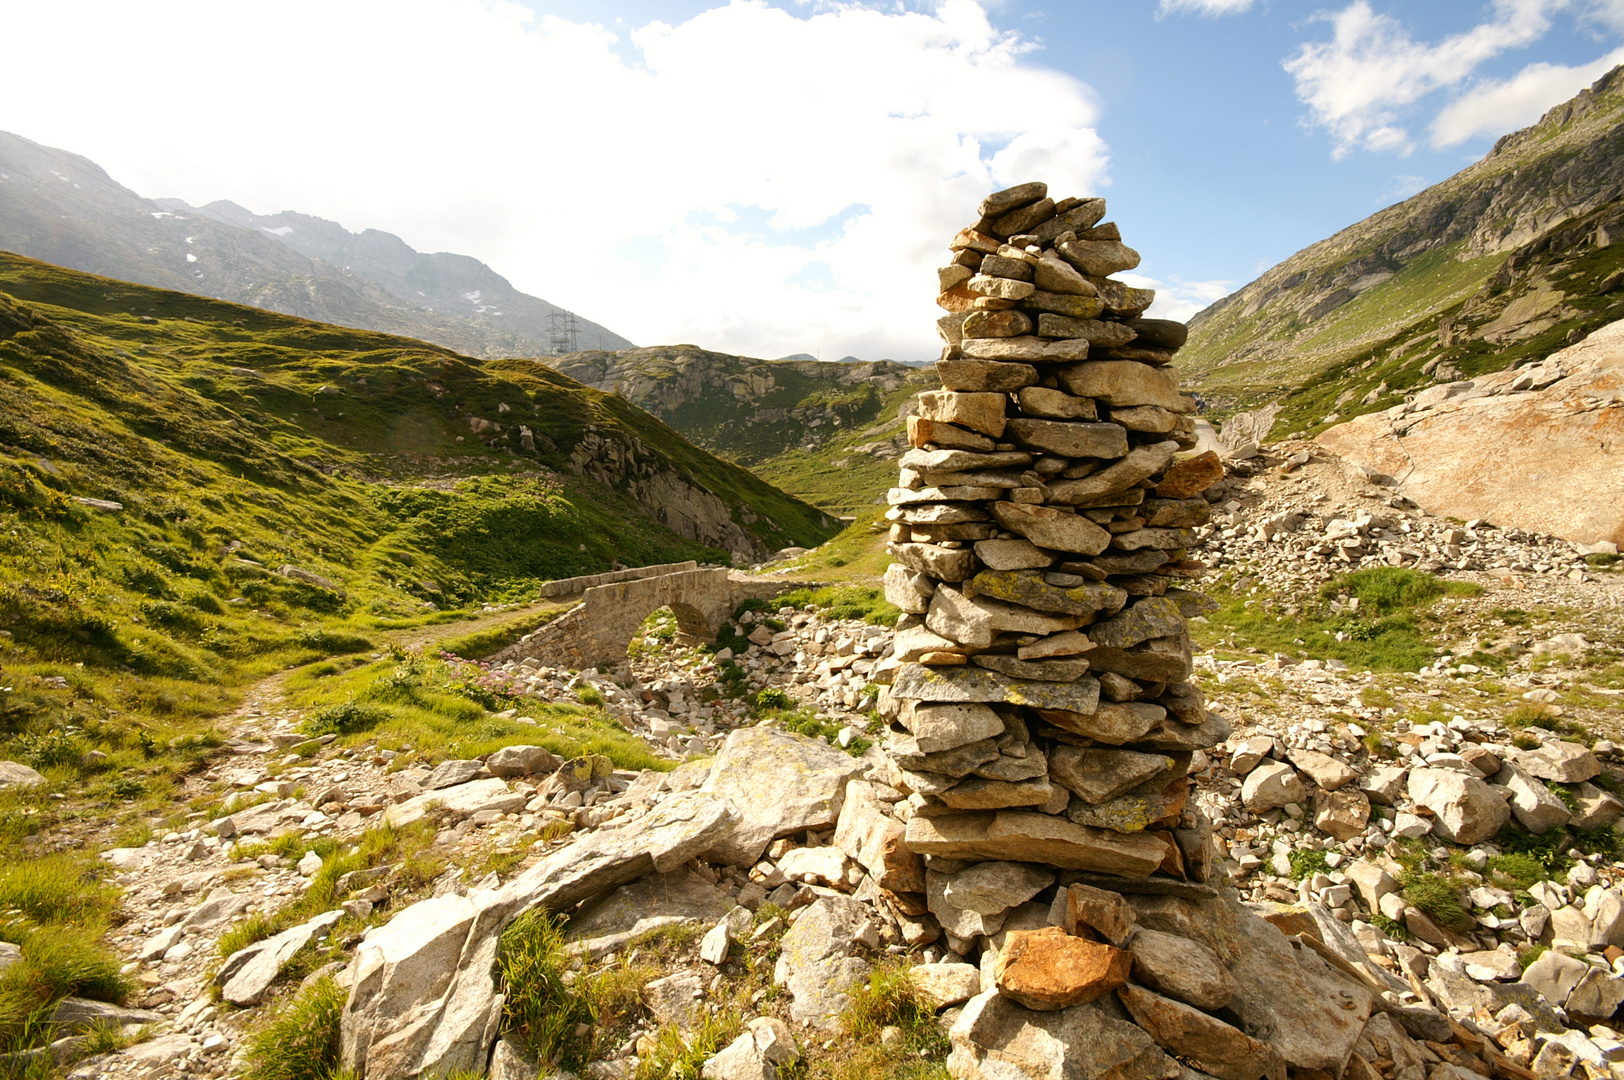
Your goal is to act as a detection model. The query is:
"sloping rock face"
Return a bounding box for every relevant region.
[340,792,731,1079]
[1317,319,1624,548]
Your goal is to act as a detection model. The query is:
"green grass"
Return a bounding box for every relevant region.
[774,584,900,627]
[768,514,893,581]
[1399,871,1471,931]
[0,251,835,822]
[0,853,130,1056]
[1287,849,1330,881]
[804,961,950,1080]
[1197,566,1490,672]
[757,705,871,757]
[282,650,667,770]
[435,609,563,661]
[240,975,347,1080]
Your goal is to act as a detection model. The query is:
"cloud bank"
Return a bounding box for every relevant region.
[1,0,1129,362]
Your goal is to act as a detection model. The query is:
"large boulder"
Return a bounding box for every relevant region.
[700,728,867,866]
[1406,769,1509,845]
[1241,762,1305,813]
[1128,927,1236,1010]
[1223,902,1372,1073]
[1513,741,1602,784]
[1315,319,1624,549]
[834,780,924,894]
[1493,762,1573,833]
[1118,985,1284,1080]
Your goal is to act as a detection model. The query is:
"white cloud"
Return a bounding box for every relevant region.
[0,0,1111,363]
[1118,272,1234,323]
[1581,0,1624,34]
[1156,0,1255,17]
[1284,0,1565,158]
[1430,45,1624,145]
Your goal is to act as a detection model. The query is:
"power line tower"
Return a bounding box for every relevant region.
[548,311,580,355]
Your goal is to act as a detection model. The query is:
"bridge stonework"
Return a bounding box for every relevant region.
[491,568,813,671]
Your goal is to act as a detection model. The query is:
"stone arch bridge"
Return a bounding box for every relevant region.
[490,561,816,671]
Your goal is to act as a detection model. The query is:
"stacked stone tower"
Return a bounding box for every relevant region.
[876,180,1229,926]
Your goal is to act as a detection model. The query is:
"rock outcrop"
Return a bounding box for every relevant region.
[1317,318,1624,548]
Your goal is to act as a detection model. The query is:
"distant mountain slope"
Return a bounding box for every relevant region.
[546,346,938,515]
[0,130,631,360]
[0,251,834,580]
[1182,65,1624,439]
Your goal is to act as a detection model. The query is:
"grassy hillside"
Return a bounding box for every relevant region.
[1183,65,1624,438]
[549,346,934,517]
[0,251,835,828]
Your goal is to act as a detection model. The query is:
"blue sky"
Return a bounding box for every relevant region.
[4,0,1623,361]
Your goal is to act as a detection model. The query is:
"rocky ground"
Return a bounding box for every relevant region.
[5,443,1624,1080]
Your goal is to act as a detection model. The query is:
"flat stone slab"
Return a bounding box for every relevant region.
[566,870,733,959]
[905,810,1166,876]
[384,777,526,828]
[890,664,1101,715]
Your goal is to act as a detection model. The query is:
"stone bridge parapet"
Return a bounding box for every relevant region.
[537,561,699,599]
[492,569,819,671]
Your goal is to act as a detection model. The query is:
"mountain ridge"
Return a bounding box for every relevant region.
[0,130,632,362]
[1181,65,1624,440]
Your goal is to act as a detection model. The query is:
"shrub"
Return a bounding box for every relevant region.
[576,686,604,707]
[753,688,792,709]
[302,699,387,737]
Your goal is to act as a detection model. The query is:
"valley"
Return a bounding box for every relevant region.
[1,63,1623,1080]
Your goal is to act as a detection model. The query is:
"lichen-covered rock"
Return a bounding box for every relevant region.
[772,896,876,1029]
[700,728,867,867]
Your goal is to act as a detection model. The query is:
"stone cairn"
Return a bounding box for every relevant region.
[877,179,1229,903]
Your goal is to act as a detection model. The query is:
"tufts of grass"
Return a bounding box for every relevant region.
[755,705,870,757]
[0,854,120,927]
[240,975,346,1080]
[1399,871,1471,931]
[0,924,132,1054]
[1287,849,1330,881]
[800,961,950,1080]
[497,909,596,1071]
[218,911,281,960]
[634,1012,744,1080]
